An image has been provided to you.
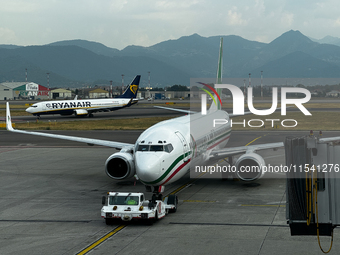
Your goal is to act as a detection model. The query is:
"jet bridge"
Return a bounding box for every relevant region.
[286,132,340,252]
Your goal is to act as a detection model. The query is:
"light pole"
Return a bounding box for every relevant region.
[46,73,50,89]
[121,74,124,94]
[110,80,112,98]
[148,71,151,99]
[46,73,50,99]
[261,71,263,99]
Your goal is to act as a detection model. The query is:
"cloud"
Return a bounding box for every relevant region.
[227,8,247,26]
[2,0,340,48]
[0,27,16,43]
[281,12,294,27]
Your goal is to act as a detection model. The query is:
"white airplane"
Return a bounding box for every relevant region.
[6,39,285,207]
[26,75,141,118]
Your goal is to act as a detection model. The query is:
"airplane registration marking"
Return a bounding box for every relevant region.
[76,225,126,255]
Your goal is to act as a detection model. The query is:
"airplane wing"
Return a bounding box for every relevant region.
[154,106,196,114]
[209,142,284,160]
[319,137,340,143]
[209,134,340,161]
[6,102,134,149]
[229,111,254,118]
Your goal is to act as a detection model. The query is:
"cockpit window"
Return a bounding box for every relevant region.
[150,145,163,151]
[137,143,173,153]
[164,144,174,153]
[137,144,149,151]
[31,105,38,108]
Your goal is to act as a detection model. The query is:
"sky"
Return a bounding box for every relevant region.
[1,0,340,50]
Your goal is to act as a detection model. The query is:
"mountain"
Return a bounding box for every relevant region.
[0,45,189,87]
[252,51,340,78]
[0,44,22,50]
[48,39,120,57]
[311,35,340,47]
[2,30,340,87]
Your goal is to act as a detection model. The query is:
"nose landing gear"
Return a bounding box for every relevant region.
[146,185,178,213]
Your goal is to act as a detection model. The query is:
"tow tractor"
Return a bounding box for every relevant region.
[101,192,178,224]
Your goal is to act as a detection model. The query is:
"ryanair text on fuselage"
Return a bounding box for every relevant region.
[46,101,91,109]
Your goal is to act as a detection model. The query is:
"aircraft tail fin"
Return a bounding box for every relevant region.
[6,102,14,131]
[118,75,141,99]
[215,37,223,111]
[206,37,223,113]
[197,38,224,114]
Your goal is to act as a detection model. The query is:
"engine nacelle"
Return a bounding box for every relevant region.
[74,109,88,116]
[105,152,135,180]
[235,152,265,181]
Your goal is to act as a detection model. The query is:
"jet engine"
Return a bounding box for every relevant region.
[74,109,88,116]
[105,152,135,180]
[235,153,265,181]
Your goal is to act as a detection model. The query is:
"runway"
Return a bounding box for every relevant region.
[1,130,340,254]
[2,97,340,123]
[1,106,185,123]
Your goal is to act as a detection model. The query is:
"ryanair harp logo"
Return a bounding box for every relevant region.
[130,85,138,94]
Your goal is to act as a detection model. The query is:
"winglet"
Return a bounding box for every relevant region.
[6,102,14,131]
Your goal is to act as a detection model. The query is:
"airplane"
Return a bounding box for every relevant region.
[25,75,141,118]
[6,39,286,208]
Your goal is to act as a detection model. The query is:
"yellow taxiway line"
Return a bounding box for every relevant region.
[76,225,126,255]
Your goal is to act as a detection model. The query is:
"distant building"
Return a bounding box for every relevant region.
[89,88,109,98]
[140,90,190,99]
[0,84,12,100]
[0,82,49,100]
[326,90,340,97]
[50,88,72,99]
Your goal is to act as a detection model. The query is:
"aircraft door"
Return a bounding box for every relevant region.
[42,103,46,111]
[175,131,190,162]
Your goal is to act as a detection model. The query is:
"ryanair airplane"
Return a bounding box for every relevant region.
[26,75,140,118]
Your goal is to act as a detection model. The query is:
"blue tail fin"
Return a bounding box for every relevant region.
[118,75,141,98]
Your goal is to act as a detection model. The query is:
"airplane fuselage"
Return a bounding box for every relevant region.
[134,110,231,187]
[26,98,134,116]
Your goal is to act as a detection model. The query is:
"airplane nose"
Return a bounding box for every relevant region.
[135,154,161,183]
[26,107,32,113]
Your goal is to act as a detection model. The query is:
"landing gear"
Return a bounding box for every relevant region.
[152,193,163,202]
[145,185,178,213]
[145,185,164,199]
[222,156,235,180]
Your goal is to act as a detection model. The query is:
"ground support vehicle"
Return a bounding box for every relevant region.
[101,192,177,224]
